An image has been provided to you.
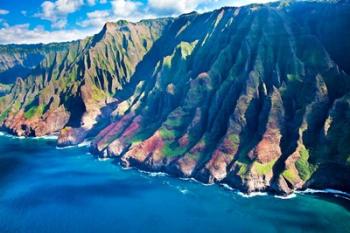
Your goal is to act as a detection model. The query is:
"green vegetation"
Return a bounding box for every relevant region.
[178,41,198,59]
[286,74,301,82]
[91,85,106,102]
[163,56,172,68]
[295,146,314,181]
[228,134,240,144]
[0,83,11,93]
[282,169,299,184]
[12,101,21,112]
[164,117,183,128]
[24,105,45,119]
[159,127,177,140]
[0,109,9,122]
[234,147,253,177]
[236,161,249,176]
[162,143,187,158]
[253,159,277,176]
[0,1,349,195]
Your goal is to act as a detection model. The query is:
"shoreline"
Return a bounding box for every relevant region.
[1,131,350,201]
[0,131,58,140]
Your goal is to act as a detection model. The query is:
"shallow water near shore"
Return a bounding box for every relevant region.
[0,135,349,233]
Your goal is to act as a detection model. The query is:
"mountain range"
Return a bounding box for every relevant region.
[0,0,350,195]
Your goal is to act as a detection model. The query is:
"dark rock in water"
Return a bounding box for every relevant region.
[1,1,350,195]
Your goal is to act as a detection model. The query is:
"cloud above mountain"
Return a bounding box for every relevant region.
[0,0,278,44]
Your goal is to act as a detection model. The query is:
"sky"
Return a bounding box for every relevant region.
[0,0,278,44]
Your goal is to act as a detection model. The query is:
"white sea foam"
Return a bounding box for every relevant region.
[177,187,189,194]
[220,183,234,191]
[98,157,110,162]
[296,188,350,199]
[335,195,350,201]
[139,170,168,177]
[0,131,58,140]
[56,140,91,150]
[78,140,91,148]
[274,193,297,199]
[56,145,76,150]
[32,135,58,140]
[189,178,214,186]
[179,177,191,181]
[0,132,21,139]
[237,191,268,198]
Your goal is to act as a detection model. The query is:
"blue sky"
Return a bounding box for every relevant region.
[0,0,277,44]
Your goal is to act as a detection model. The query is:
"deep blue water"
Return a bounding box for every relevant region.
[0,134,349,233]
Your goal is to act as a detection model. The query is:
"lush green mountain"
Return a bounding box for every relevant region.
[0,19,171,137]
[0,0,350,195]
[0,43,75,84]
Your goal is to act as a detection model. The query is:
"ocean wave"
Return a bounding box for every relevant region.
[296,188,350,199]
[179,177,191,181]
[189,178,214,186]
[220,183,234,191]
[237,191,268,198]
[32,135,58,140]
[139,170,168,177]
[220,183,296,199]
[0,132,24,139]
[121,166,132,171]
[56,145,76,150]
[56,140,91,150]
[0,131,58,140]
[177,186,189,194]
[78,140,91,147]
[274,193,297,199]
[98,157,111,162]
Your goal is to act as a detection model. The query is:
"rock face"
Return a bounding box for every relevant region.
[1,1,350,195]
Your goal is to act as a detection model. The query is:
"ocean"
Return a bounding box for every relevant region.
[0,134,349,233]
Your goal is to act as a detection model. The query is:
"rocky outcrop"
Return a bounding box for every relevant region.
[1,1,350,195]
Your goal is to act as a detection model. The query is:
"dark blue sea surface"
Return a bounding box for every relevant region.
[0,134,349,233]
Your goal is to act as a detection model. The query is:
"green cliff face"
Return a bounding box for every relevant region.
[1,1,350,195]
[0,18,172,138]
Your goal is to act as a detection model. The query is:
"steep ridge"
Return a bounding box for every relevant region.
[0,43,75,84]
[0,43,74,96]
[0,19,171,139]
[1,1,350,195]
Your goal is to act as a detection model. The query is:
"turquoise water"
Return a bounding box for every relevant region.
[0,135,349,233]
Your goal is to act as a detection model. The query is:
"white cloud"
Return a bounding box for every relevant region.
[148,0,201,15]
[2,0,279,44]
[111,0,144,19]
[0,9,9,15]
[0,18,9,28]
[79,0,150,29]
[147,0,278,16]
[79,10,111,27]
[36,0,84,28]
[87,0,108,5]
[0,23,98,44]
[87,0,96,5]
[52,19,68,28]
[197,0,279,10]
[79,0,279,30]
